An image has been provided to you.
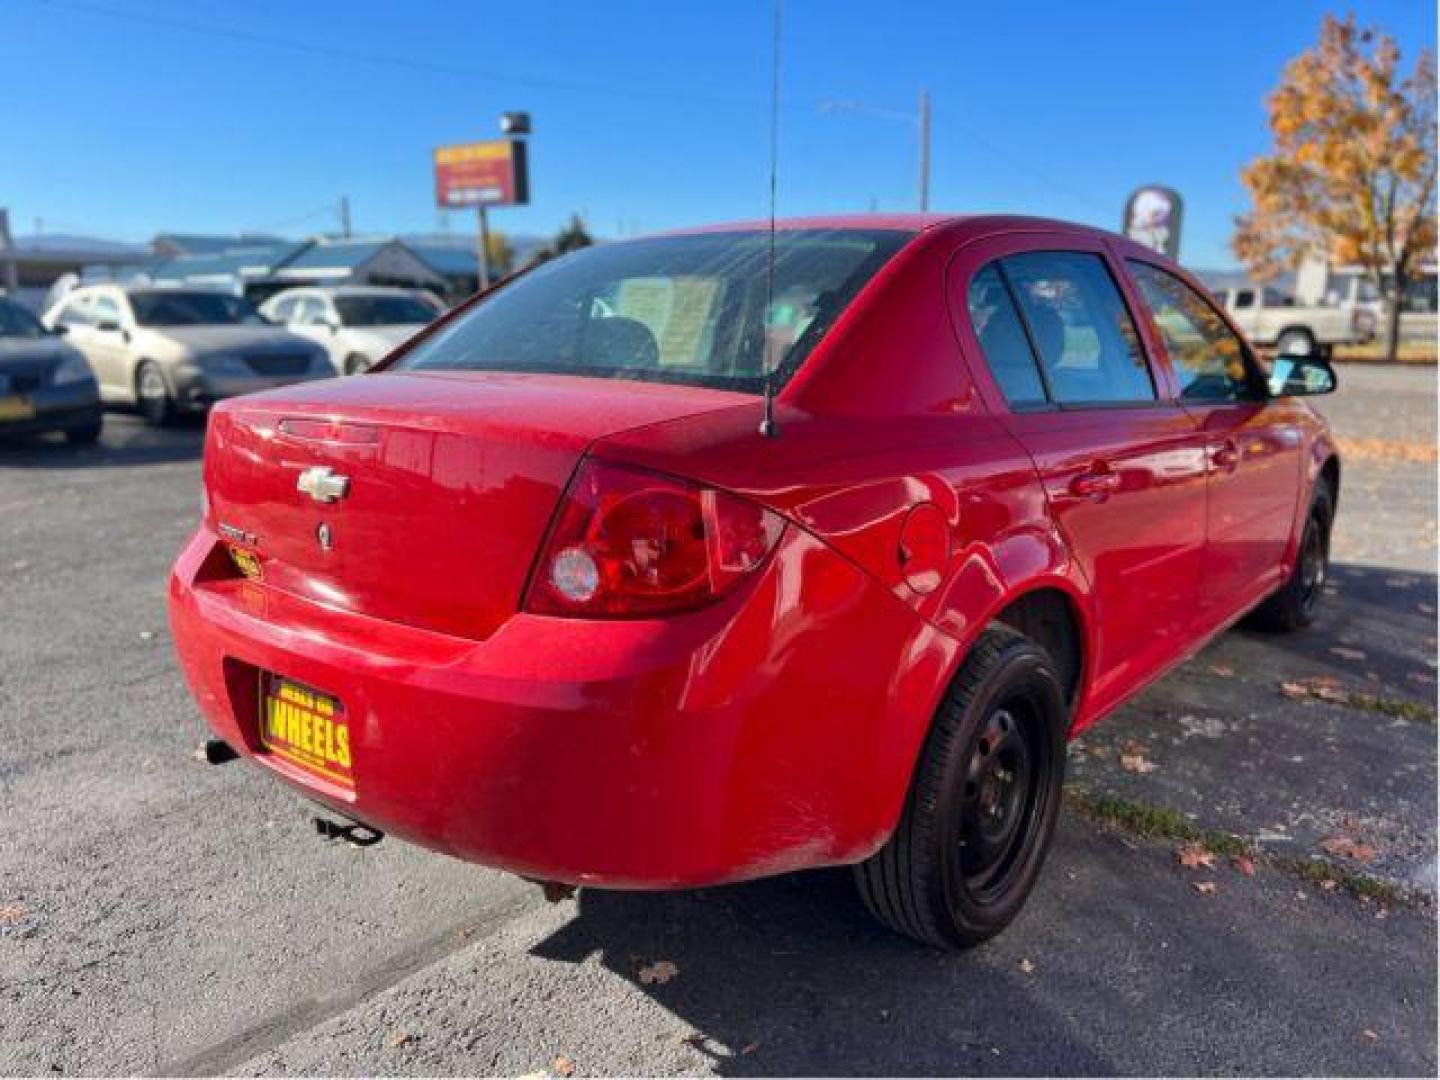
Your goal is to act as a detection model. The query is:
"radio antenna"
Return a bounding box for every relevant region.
[758,0,783,438]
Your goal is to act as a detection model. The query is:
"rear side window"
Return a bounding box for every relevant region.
[966,265,1047,407]
[1002,252,1154,405]
[1127,260,1263,402]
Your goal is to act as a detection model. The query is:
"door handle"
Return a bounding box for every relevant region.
[1070,467,1119,500]
[1212,440,1241,472]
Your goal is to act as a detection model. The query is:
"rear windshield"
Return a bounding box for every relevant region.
[130,291,267,327]
[394,229,911,392]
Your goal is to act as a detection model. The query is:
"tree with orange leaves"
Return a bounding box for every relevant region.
[1234,14,1435,360]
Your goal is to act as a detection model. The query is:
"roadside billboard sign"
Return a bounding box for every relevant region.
[434,140,530,208]
[1123,185,1183,260]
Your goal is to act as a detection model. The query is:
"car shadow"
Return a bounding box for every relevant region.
[529,867,1118,1076]
[0,412,206,468]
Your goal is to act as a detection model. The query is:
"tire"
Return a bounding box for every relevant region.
[344,354,371,376]
[1275,328,1316,357]
[855,624,1067,949]
[64,418,103,445]
[1250,483,1334,632]
[135,361,176,427]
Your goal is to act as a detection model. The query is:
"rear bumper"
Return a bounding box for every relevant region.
[0,379,101,436]
[168,524,951,888]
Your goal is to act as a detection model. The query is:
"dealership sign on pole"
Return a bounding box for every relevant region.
[1122,185,1183,261]
[434,139,530,208]
[434,131,531,292]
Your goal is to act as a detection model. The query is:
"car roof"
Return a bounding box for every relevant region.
[658,212,1118,242]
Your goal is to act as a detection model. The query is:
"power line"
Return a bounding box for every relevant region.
[25,0,1117,219]
[29,0,763,110]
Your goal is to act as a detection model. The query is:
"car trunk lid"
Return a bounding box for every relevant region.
[203,370,751,639]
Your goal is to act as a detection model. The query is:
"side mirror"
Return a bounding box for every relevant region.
[1269,355,1337,397]
[96,319,122,333]
[51,324,69,336]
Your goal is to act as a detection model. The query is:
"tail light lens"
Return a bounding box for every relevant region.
[524,458,786,617]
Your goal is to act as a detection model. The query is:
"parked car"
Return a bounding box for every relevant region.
[1213,284,1374,357]
[43,286,332,425]
[259,286,443,375]
[0,295,103,444]
[170,215,1339,948]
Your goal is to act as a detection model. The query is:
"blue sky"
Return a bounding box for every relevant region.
[3,0,1434,267]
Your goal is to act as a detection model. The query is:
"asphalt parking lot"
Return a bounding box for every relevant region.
[2,365,1436,1076]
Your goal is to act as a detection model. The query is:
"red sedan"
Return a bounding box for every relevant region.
[169,215,1339,948]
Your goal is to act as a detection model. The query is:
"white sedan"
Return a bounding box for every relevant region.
[260,286,444,376]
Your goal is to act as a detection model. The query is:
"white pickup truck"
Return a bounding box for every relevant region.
[1212,285,1376,356]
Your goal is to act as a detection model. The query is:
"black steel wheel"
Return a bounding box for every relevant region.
[856,624,1067,948]
[1251,483,1334,632]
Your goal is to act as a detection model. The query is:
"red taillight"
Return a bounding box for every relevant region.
[524,459,786,617]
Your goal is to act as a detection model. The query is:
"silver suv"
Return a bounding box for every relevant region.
[43,286,331,425]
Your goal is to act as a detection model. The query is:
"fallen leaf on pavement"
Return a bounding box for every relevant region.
[1018,958,1035,974]
[553,1055,576,1077]
[638,960,679,986]
[1329,646,1366,661]
[1361,1029,1379,1043]
[386,1031,411,1049]
[1119,750,1156,774]
[1319,878,1339,892]
[1232,855,1256,877]
[1176,842,1216,870]
[1191,881,1217,895]
[1319,836,1378,863]
[0,904,26,924]
[1209,664,1234,677]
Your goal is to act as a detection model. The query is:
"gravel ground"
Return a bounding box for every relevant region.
[1,365,1435,1076]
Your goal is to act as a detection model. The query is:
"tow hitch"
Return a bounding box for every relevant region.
[313,814,384,848]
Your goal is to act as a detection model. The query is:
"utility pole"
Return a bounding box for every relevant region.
[917,90,931,212]
[0,209,17,294]
[338,196,352,239]
[476,206,492,291]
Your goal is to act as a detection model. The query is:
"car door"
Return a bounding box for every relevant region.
[952,235,1208,715]
[52,295,111,395]
[291,294,341,368]
[1124,259,1304,625]
[84,292,135,396]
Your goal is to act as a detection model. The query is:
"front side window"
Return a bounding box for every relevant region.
[128,290,266,327]
[90,295,123,326]
[395,229,912,392]
[56,297,92,328]
[1127,260,1264,402]
[1002,252,1154,405]
[966,264,1047,407]
[335,294,440,327]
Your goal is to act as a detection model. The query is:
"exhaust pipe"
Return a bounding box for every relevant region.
[201,738,239,765]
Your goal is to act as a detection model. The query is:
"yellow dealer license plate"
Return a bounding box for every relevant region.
[259,676,354,789]
[0,396,36,422]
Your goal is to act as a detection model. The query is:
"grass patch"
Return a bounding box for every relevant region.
[1272,856,1409,907]
[1067,789,1427,908]
[1346,692,1437,726]
[1066,791,1250,858]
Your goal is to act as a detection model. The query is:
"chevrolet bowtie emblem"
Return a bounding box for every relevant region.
[297,466,350,504]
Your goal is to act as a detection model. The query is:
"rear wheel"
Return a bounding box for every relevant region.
[135,361,176,427]
[855,624,1067,949]
[1251,484,1334,632]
